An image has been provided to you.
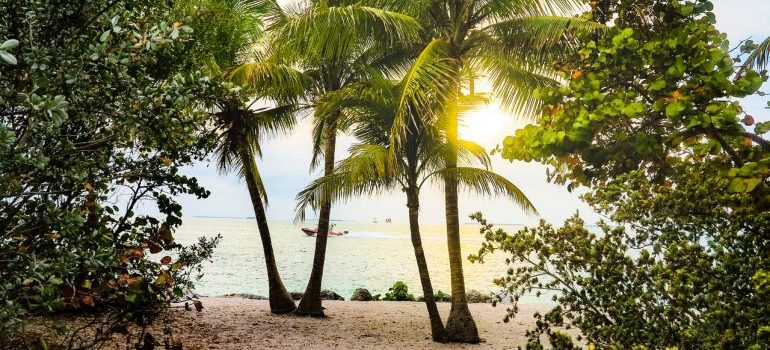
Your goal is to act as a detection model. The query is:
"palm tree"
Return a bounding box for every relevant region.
[213,101,299,314]
[373,0,600,342]
[185,0,309,314]
[295,76,536,342]
[231,0,421,316]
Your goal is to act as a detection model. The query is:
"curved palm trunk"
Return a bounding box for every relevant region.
[407,188,449,343]
[240,151,296,314]
[296,118,338,316]
[443,96,480,343]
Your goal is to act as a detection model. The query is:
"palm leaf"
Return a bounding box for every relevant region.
[479,0,586,20]
[483,16,606,64]
[295,144,400,222]
[426,166,538,215]
[227,62,311,102]
[272,5,422,63]
[391,38,456,148]
[745,36,770,72]
[473,53,559,119]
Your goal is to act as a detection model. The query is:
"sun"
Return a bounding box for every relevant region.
[458,104,517,148]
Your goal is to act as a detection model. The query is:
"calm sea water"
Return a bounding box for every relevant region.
[174,218,519,300]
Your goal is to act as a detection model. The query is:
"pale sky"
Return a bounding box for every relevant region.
[170,1,770,226]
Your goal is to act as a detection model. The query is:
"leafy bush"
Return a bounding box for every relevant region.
[481,0,770,348]
[0,0,231,347]
[472,166,770,348]
[384,281,415,301]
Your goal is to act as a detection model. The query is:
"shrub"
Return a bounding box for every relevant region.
[384,281,415,301]
[485,0,770,348]
[0,0,229,347]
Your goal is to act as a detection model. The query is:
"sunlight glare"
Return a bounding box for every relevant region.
[458,104,520,148]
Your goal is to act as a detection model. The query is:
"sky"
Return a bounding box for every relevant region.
[168,0,770,226]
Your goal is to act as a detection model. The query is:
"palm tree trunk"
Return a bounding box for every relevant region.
[407,187,449,343]
[443,96,480,343]
[296,117,338,317]
[240,150,296,314]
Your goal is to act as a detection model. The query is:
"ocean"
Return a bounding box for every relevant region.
[174,218,518,300]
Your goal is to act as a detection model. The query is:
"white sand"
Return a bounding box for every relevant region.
[22,298,570,349]
[159,298,556,349]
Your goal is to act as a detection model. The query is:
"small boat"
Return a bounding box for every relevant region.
[385,217,392,223]
[301,224,348,237]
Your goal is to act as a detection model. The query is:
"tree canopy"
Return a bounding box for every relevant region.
[0,0,227,345]
[473,0,770,348]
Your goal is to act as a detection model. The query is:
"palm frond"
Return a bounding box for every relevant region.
[484,16,606,61]
[473,54,559,120]
[745,36,770,72]
[251,104,299,139]
[417,139,492,175]
[252,0,289,28]
[295,144,400,222]
[456,92,491,118]
[214,102,297,205]
[426,167,538,216]
[457,140,493,169]
[479,0,586,20]
[391,38,456,148]
[272,5,421,63]
[227,62,311,102]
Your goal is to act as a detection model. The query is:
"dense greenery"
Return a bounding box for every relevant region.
[0,0,226,346]
[3,0,768,348]
[473,0,770,348]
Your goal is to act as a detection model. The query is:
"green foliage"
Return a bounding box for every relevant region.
[0,39,18,65]
[384,281,415,302]
[472,163,770,348]
[483,1,770,348]
[0,0,228,345]
[435,290,448,302]
[503,0,769,198]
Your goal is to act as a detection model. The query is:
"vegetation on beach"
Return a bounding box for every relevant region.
[0,0,228,347]
[193,0,301,315]
[472,0,770,348]
[1,0,769,348]
[230,0,422,318]
[383,281,416,302]
[294,70,535,341]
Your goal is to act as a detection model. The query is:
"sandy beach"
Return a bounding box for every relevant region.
[139,298,558,350]
[17,297,578,350]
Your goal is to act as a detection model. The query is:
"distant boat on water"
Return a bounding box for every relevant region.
[372,217,378,223]
[301,224,348,237]
[385,217,392,223]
